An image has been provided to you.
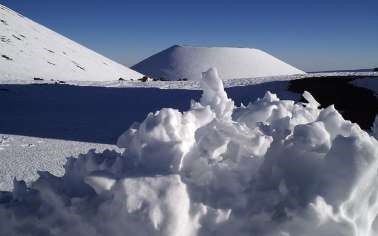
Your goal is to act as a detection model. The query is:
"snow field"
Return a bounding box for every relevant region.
[0,68,377,236]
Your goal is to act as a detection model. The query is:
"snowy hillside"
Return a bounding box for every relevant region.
[0,4,143,81]
[132,45,305,81]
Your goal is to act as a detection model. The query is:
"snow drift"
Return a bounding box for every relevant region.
[1,68,378,236]
[132,45,305,81]
[0,4,143,81]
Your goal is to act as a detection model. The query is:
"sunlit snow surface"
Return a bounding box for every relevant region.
[0,135,117,191]
[0,4,143,81]
[1,68,378,236]
[2,71,377,89]
[131,45,305,81]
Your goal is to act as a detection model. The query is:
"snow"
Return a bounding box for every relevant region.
[131,45,305,81]
[71,71,378,89]
[1,68,378,236]
[0,3,377,235]
[0,134,117,191]
[0,4,143,82]
[0,75,296,192]
[0,76,298,145]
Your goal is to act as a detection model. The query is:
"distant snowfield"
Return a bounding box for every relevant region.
[2,71,377,89]
[0,4,143,81]
[132,45,305,81]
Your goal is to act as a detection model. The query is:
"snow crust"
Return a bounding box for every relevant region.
[0,4,143,81]
[1,68,378,236]
[132,45,305,81]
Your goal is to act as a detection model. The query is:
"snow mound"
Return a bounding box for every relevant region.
[0,4,143,81]
[132,45,305,81]
[1,68,378,236]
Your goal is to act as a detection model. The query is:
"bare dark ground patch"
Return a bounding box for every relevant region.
[1,54,12,60]
[288,76,378,130]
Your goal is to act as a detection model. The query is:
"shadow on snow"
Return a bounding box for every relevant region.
[0,81,294,144]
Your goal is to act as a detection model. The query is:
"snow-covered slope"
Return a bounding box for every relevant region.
[132,45,305,81]
[0,4,143,82]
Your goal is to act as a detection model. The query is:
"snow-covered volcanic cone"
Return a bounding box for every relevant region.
[0,4,143,82]
[132,45,305,81]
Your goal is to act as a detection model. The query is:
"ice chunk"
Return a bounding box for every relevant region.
[303,90,320,108]
[200,68,234,120]
[85,174,116,194]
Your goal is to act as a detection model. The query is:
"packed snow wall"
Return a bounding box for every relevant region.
[0,68,378,236]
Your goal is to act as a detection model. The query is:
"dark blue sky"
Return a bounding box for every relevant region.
[1,0,377,71]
